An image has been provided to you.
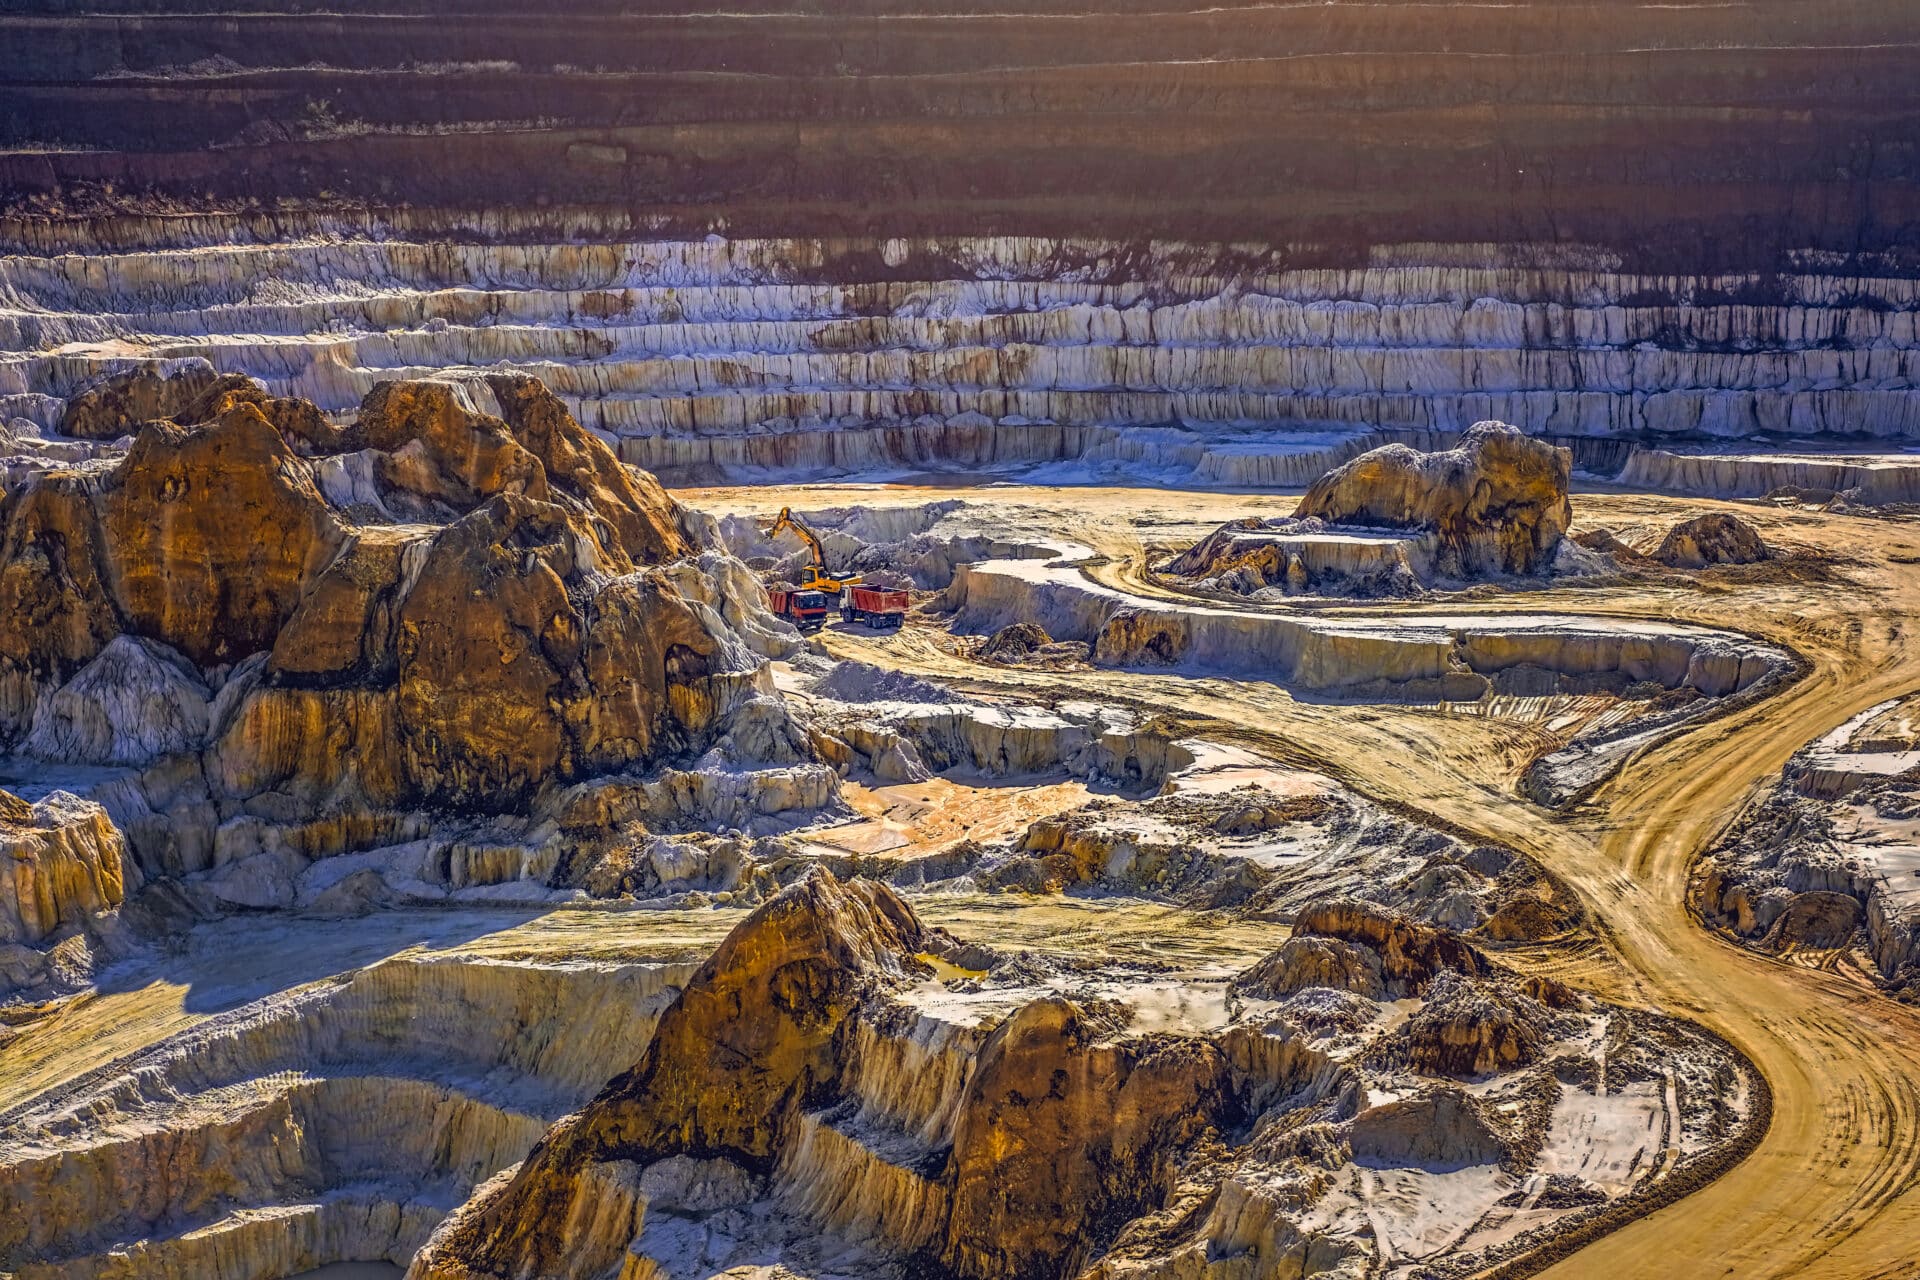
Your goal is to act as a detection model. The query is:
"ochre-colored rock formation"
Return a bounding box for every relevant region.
[1292,898,1493,996]
[410,869,932,1279]
[410,869,1237,1280]
[0,789,131,947]
[942,999,1229,1280]
[1294,422,1572,576]
[2,365,783,868]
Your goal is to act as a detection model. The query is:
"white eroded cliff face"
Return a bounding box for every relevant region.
[4,232,1918,487]
[0,948,693,1280]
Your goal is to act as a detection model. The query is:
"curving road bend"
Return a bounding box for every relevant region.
[790,484,1920,1279]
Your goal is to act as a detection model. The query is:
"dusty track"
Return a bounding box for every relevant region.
[732,482,1920,1276]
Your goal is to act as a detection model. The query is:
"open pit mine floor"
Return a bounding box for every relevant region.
[6,454,1920,1278]
[678,478,1920,1279]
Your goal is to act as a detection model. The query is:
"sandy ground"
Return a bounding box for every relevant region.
[680,479,1920,1280]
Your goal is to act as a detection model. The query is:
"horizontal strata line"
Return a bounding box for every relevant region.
[19,45,1920,82]
[10,317,1920,360]
[1,1070,553,1159]
[42,343,1920,384]
[9,282,1920,319]
[9,317,1920,352]
[8,234,1920,273]
[17,299,1919,335]
[24,1191,411,1258]
[6,262,1920,308]
[6,5,1907,26]
[46,43,1920,80]
[11,354,1913,411]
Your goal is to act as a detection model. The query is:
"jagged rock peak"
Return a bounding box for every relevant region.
[1291,897,1493,996]
[351,373,689,566]
[1295,421,1572,575]
[407,868,929,1280]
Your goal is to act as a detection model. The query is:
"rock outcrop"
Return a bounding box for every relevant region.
[1655,512,1773,568]
[410,868,1242,1280]
[1293,422,1572,576]
[1291,898,1493,995]
[0,788,131,948]
[20,636,210,767]
[411,870,928,1280]
[0,367,818,961]
[57,360,222,440]
[1400,969,1552,1078]
[942,999,1229,1280]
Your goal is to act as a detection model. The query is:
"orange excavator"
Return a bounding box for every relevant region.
[762,507,908,631]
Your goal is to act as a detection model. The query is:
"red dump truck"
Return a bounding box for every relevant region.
[768,586,834,631]
[840,584,909,628]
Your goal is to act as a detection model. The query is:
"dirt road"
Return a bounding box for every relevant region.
[712,482,1920,1277]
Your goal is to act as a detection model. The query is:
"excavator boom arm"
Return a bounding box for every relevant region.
[767,507,828,569]
[765,507,855,592]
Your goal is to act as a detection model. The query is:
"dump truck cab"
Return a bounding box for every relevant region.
[769,586,833,631]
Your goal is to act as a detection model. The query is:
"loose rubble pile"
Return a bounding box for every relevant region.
[1654,513,1773,569]
[1693,697,1920,999]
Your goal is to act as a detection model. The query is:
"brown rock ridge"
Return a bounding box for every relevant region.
[410,868,1237,1280]
[2,365,787,897]
[1294,422,1573,576]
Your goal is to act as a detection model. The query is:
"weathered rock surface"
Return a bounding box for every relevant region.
[1347,1087,1509,1171]
[10,233,1920,499]
[1400,969,1552,1078]
[1293,422,1572,576]
[1292,898,1493,994]
[1695,747,1920,998]
[20,636,209,767]
[0,367,829,984]
[409,869,1247,1280]
[1655,512,1773,568]
[409,870,931,1279]
[0,788,131,947]
[942,999,1229,1280]
[57,359,223,440]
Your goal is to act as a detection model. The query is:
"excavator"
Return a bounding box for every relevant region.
[762,507,908,631]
